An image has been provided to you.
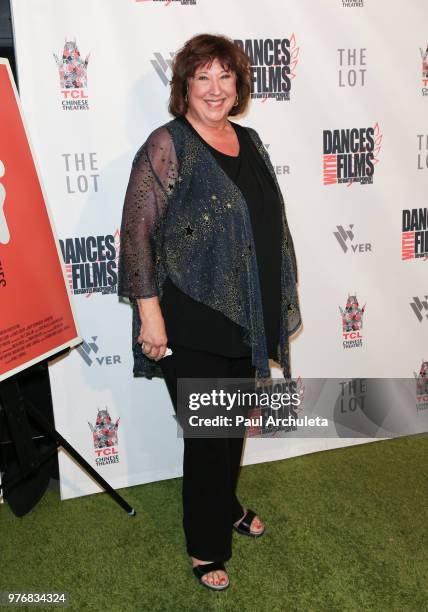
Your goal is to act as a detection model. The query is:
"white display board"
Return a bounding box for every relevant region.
[10,0,428,499]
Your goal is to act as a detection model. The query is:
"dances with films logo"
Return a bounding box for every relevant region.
[88,408,120,466]
[53,38,90,110]
[248,377,305,437]
[415,361,428,411]
[234,36,299,101]
[420,43,428,96]
[323,124,382,185]
[59,231,120,296]
[401,208,428,260]
[339,294,366,348]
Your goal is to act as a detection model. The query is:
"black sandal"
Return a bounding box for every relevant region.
[193,561,230,591]
[233,508,265,538]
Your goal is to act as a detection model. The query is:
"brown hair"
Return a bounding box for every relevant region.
[168,34,251,117]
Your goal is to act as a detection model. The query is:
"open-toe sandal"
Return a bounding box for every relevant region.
[193,561,230,591]
[233,508,265,538]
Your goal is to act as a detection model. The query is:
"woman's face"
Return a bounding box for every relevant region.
[186,58,237,126]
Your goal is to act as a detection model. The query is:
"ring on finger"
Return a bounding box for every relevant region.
[142,342,152,354]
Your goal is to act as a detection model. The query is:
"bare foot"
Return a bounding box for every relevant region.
[191,557,229,587]
[234,507,264,534]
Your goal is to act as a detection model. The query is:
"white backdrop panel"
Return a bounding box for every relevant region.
[10,0,428,499]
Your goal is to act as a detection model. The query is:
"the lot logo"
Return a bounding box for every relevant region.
[323,124,382,185]
[401,208,428,260]
[410,296,428,322]
[0,160,9,245]
[415,361,428,411]
[151,52,174,85]
[338,48,367,87]
[76,336,121,367]
[62,152,99,193]
[88,408,120,466]
[420,44,428,96]
[53,38,90,110]
[338,379,366,414]
[234,36,298,101]
[340,294,365,348]
[334,224,371,254]
[417,134,428,170]
[59,231,119,297]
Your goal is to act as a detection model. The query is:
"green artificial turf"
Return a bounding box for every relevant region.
[1,436,427,612]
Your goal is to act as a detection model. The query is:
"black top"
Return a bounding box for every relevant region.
[159,116,283,360]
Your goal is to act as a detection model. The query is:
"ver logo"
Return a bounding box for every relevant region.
[0,160,10,244]
[151,52,174,86]
[77,335,121,366]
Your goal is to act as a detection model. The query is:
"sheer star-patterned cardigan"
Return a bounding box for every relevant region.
[117,117,301,380]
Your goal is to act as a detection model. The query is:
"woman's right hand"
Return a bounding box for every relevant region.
[136,297,168,361]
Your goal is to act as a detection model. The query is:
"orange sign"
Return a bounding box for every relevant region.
[0,59,80,381]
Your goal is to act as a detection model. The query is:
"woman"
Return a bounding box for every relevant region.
[118,34,301,590]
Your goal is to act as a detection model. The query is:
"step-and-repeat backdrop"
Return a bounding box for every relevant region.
[10,0,428,499]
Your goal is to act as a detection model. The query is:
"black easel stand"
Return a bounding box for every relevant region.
[0,366,136,517]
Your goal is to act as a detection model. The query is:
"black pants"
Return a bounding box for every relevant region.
[158,344,256,562]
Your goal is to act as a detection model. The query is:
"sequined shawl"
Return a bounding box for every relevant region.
[118,117,301,380]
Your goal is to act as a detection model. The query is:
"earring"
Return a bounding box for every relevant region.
[233,94,239,107]
[184,85,189,103]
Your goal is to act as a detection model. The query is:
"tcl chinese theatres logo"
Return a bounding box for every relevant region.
[340,293,366,348]
[88,408,121,466]
[54,38,90,110]
[54,38,89,88]
[415,361,428,411]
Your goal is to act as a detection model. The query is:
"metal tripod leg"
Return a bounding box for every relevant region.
[0,378,136,517]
